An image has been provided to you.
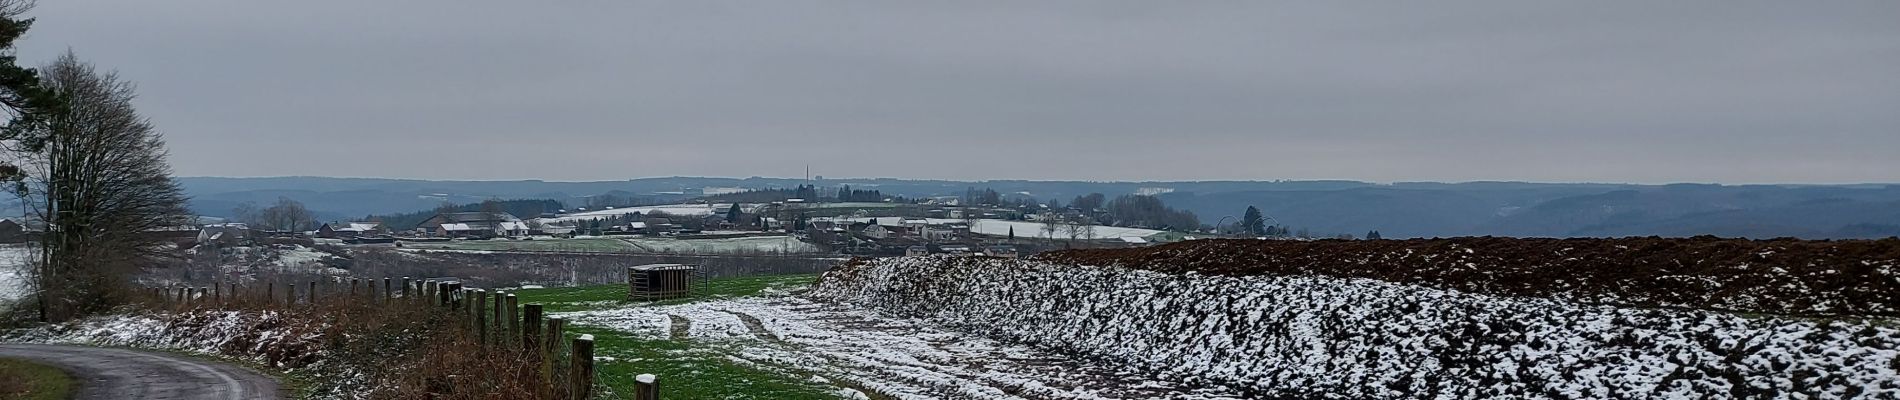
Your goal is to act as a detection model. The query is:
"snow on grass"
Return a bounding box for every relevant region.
[273,245,334,269]
[828,217,1165,240]
[556,295,1249,399]
[0,244,33,307]
[809,257,1900,398]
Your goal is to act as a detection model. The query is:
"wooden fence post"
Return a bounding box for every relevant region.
[384,278,393,302]
[505,294,519,348]
[438,282,451,307]
[523,304,544,353]
[633,373,658,400]
[308,281,318,304]
[267,282,275,303]
[546,317,565,356]
[571,334,595,399]
[401,277,412,299]
[475,289,489,346]
[287,282,297,305]
[423,280,435,303]
[491,292,505,346]
[350,278,359,297]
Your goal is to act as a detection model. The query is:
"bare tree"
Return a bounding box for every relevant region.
[229,201,258,225]
[257,196,314,232]
[14,52,189,321]
[1039,211,1062,240]
[1059,214,1096,248]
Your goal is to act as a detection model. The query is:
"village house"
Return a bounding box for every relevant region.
[939,244,974,255]
[316,221,384,238]
[0,219,25,244]
[861,224,913,239]
[905,245,930,257]
[920,226,959,242]
[419,212,529,238]
[196,223,255,247]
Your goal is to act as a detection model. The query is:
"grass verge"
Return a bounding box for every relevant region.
[513,274,839,399]
[0,357,75,400]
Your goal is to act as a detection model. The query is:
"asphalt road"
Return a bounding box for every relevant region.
[0,343,284,400]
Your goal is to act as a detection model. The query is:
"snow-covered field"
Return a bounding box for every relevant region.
[557,294,1248,399]
[0,244,31,307]
[620,236,821,254]
[539,203,749,223]
[831,217,1165,240]
[810,257,1900,398]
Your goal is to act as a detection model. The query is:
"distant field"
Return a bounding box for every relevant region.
[620,236,822,254]
[404,237,637,252]
[401,235,822,255]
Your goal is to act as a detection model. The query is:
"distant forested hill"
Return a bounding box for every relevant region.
[174,176,1900,239]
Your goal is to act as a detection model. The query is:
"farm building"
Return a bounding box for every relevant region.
[196,223,255,247]
[420,212,529,238]
[628,264,698,301]
[317,221,384,238]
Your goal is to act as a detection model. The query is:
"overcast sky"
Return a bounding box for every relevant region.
[16,1,1899,184]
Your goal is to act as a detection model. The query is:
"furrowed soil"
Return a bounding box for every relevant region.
[1036,237,1900,317]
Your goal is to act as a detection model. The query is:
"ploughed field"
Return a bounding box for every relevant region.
[816,238,1900,398]
[1037,237,1900,317]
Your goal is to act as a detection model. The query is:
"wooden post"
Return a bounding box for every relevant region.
[423,280,435,303]
[383,278,393,302]
[438,282,452,307]
[571,334,596,399]
[286,282,297,305]
[401,277,412,299]
[523,304,544,353]
[633,373,658,400]
[546,317,565,356]
[492,292,505,346]
[267,282,275,303]
[505,294,519,348]
[309,281,319,304]
[475,289,489,347]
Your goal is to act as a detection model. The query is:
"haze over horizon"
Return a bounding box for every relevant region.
[176,174,1900,187]
[18,1,1899,184]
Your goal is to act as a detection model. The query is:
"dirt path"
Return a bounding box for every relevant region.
[0,343,284,400]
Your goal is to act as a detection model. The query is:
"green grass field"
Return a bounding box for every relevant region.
[0,357,75,400]
[511,274,840,399]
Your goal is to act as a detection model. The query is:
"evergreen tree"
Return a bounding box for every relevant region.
[1008,226,1015,242]
[1241,206,1266,235]
[0,2,62,183]
[1367,230,1382,240]
[725,203,742,223]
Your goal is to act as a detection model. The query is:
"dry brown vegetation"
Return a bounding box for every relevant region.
[134,286,586,399]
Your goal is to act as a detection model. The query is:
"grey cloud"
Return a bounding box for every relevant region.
[17,1,1900,183]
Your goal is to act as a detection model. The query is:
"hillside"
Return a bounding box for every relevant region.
[171,177,1900,239]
